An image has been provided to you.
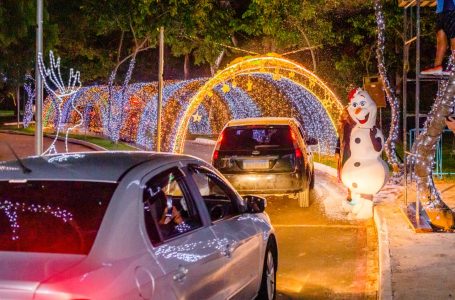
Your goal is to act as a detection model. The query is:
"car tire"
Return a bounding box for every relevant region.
[309,170,315,189]
[257,241,277,300]
[297,180,310,208]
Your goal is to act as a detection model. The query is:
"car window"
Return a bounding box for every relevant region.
[143,168,202,246]
[0,180,116,255]
[220,125,293,151]
[189,167,239,222]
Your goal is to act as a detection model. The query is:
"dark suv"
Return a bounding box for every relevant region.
[212,117,316,207]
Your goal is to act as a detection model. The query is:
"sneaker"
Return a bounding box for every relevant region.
[421,65,450,75]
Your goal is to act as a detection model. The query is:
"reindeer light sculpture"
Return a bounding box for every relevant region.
[37,51,82,154]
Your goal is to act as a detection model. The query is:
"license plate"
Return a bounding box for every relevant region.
[243,160,269,169]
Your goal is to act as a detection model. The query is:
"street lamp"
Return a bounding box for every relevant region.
[35,0,43,155]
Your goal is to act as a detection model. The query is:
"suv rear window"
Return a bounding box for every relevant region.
[220,125,293,151]
[0,181,117,255]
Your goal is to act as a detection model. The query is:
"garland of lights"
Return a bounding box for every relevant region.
[374,0,402,174]
[42,55,343,155]
[106,58,136,142]
[23,74,35,128]
[260,74,337,153]
[173,55,344,153]
[412,57,455,209]
[38,51,82,155]
[43,75,339,154]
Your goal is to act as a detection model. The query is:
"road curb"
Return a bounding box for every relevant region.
[374,206,393,299]
[0,130,106,151]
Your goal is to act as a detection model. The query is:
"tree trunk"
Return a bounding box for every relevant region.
[300,29,317,72]
[16,85,20,128]
[412,67,455,229]
[184,54,190,80]
[210,49,225,76]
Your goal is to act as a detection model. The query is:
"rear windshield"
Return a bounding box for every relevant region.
[220,125,293,151]
[0,181,117,255]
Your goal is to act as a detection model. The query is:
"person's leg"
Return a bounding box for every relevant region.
[435,29,448,67]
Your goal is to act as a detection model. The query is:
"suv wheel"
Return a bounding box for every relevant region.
[297,180,310,208]
[309,170,315,189]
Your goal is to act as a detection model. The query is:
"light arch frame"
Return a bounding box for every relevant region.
[172,53,344,153]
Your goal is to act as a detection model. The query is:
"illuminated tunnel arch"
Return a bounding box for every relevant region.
[173,53,344,153]
[42,54,343,155]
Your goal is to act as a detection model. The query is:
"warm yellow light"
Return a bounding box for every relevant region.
[172,54,344,153]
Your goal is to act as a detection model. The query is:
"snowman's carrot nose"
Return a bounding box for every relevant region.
[355,107,362,114]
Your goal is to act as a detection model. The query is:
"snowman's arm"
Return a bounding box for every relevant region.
[369,126,383,152]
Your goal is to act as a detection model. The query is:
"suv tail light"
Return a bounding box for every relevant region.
[289,128,303,165]
[212,150,219,160]
[212,132,224,162]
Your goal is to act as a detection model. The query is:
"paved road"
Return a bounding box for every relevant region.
[0,133,94,160]
[184,140,378,299]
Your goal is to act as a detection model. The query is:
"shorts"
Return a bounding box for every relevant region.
[436,10,455,39]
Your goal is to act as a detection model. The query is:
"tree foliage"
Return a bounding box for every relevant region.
[0,0,57,95]
[0,0,437,102]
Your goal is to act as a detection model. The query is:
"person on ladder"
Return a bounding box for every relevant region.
[422,0,455,75]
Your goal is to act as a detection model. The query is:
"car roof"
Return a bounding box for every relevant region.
[225,117,297,127]
[0,151,191,183]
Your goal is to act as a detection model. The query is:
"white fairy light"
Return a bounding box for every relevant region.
[412,55,455,208]
[37,51,82,155]
[374,0,403,174]
[23,74,35,128]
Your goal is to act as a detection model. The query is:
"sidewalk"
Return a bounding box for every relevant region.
[374,182,455,299]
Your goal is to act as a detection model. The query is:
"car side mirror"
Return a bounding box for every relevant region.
[306,137,318,146]
[243,195,266,213]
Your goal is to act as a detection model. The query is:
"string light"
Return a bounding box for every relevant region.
[42,54,343,155]
[412,56,455,209]
[23,74,35,128]
[38,50,82,155]
[173,54,344,153]
[374,0,402,175]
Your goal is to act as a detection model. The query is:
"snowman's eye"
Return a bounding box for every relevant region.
[361,101,366,106]
[352,103,357,108]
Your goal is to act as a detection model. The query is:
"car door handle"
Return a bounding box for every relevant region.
[173,265,188,282]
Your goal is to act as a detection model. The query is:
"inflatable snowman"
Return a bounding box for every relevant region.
[341,88,389,219]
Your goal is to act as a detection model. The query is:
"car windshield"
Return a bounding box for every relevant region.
[0,180,117,255]
[220,125,293,151]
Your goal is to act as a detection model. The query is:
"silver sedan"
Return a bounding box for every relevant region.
[0,151,277,300]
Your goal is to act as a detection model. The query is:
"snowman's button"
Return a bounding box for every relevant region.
[352,182,358,188]
[355,138,361,144]
[354,162,361,167]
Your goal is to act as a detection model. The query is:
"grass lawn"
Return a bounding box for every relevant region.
[0,125,137,151]
[313,153,337,169]
[0,110,14,117]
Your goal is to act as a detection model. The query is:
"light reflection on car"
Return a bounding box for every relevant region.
[0,151,277,300]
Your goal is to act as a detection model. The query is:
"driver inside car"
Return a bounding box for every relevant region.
[158,195,193,237]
